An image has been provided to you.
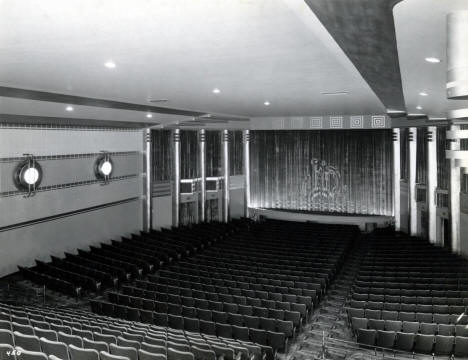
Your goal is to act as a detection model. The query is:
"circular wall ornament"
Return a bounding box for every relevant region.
[95,154,113,181]
[14,158,43,191]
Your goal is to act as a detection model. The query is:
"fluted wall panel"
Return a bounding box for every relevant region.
[230,131,243,176]
[151,130,173,181]
[206,131,221,177]
[437,126,449,190]
[400,128,409,180]
[180,130,199,179]
[416,128,428,185]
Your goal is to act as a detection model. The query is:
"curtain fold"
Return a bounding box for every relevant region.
[250,130,393,215]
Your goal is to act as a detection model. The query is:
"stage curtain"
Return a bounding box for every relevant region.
[250,130,393,215]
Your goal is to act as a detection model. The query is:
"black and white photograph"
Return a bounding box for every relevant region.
[1,1,468,359]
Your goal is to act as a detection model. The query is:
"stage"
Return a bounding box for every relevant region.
[249,208,393,231]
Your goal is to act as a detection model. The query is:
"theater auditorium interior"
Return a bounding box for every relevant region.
[2,0,468,359]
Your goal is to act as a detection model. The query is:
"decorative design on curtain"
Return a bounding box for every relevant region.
[416,128,428,185]
[437,126,449,190]
[206,131,221,177]
[206,199,219,222]
[151,130,173,181]
[229,131,243,175]
[180,130,199,179]
[250,130,393,215]
[400,128,409,181]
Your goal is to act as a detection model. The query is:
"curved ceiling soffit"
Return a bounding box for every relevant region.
[304,0,405,113]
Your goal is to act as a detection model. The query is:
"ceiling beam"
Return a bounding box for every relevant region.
[304,0,405,112]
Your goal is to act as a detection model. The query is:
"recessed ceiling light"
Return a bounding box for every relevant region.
[416,106,423,110]
[419,92,428,96]
[104,61,116,69]
[66,106,74,112]
[321,91,349,96]
[146,113,153,118]
[425,57,441,63]
[264,101,270,106]
[212,88,221,94]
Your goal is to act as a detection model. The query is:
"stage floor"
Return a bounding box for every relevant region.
[250,207,393,231]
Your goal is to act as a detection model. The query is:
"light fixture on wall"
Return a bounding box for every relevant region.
[212,88,221,94]
[95,152,113,184]
[66,106,74,112]
[146,113,153,118]
[264,101,270,106]
[13,154,43,197]
[419,92,428,96]
[416,106,423,110]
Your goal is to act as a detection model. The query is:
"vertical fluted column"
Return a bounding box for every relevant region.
[173,129,181,227]
[449,125,461,253]
[144,128,152,231]
[199,129,206,223]
[392,128,401,231]
[427,126,438,244]
[222,129,230,223]
[243,130,251,218]
[409,127,418,236]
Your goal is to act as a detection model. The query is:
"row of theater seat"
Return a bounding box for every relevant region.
[347,307,468,325]
[347,233,468,356]
[0,302,266,360]
[350,317,468,336]
[349,299,467,314]
[352,292,468,304]
[355,328,468,357]
[18,222,236,297]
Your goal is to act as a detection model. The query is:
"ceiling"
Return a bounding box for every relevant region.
[393,0,468,119]
[0,0,386,126]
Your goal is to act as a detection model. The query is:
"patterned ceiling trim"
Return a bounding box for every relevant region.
[251,115,390,130]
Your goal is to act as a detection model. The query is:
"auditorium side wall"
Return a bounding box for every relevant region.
[0,126,144,277]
